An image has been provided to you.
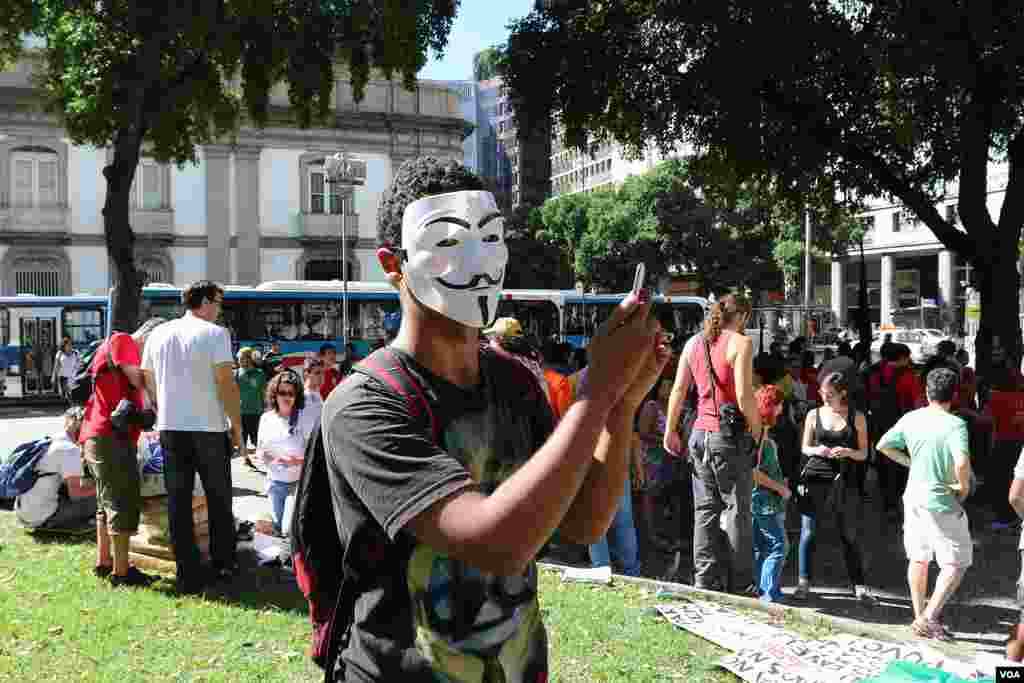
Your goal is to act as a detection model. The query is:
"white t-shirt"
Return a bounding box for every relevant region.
[304,390,324,426]
[15,433,85,528]
[1015,447,1024,550]
[142,312,234,432]
[54,350,80,380]
[257,409,317,483]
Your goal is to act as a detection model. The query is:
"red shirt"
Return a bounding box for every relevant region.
[688,331,739,433]
[867,362,924,413]
[321,366,341,400]
[79,333,145,444]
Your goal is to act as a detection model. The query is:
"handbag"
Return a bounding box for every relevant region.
[702,335,746,441]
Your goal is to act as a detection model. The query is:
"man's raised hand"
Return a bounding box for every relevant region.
[584,290,659,410]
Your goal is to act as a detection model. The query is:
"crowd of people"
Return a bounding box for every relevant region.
[8,155,1024,680]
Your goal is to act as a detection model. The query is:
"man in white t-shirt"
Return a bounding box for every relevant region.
[16,407,96,531]
[141,280,242,594]
[1007,447,1024,661]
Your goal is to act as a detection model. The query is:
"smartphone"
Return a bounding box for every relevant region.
[631,263,646,297]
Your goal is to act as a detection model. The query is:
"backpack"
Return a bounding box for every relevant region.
[0,437,55,500]
[868,365,909,454]
[289,348,440,679]
[66,339,106,405]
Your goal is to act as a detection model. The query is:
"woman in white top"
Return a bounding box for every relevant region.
[52,336,80,399]
[256,371,317,535]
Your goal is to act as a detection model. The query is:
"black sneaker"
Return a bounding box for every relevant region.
[109,566,158,588]
[214,563,241,583]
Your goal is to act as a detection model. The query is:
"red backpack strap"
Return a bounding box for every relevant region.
[356,348,440,444]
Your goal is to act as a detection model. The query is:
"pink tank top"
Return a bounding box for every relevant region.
[689,331,739,432]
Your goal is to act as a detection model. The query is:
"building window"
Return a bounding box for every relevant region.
[15,270,60,296]
[309,168,343,215]
[946,204,959,226]
[891,212,900,233]
[132,161,164,210]
[11,151,58,208]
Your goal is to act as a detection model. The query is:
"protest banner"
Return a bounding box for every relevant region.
[988,391,1024,441]
[656,600,791,652]
[719,634,990,683]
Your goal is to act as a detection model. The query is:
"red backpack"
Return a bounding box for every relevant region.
[289,348,440,680]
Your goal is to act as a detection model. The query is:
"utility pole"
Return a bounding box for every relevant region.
[803,208,812,335]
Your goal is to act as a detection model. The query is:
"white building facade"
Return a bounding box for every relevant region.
[830,164,1010,331]
[0,55,471,296]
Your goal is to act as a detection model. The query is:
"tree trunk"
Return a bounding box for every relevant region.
[973,247,1022,380]
[102,128,144,333]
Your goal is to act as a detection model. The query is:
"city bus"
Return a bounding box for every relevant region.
[0,294,109,399]
[0,283,710,397]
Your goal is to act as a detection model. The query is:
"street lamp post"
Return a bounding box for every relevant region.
[324,152,366,351]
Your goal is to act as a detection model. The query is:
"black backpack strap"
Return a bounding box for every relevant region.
[355,347,441,443]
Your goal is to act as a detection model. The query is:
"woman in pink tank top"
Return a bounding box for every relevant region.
[662,294,759,593]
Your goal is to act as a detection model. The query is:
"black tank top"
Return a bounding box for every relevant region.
[804,407,859,481]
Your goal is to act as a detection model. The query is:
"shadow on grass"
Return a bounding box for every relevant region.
[232,486,263,497]
[25,527,96,547]
[150,549,309,617]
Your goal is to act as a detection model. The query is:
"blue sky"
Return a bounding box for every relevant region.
[418,1,536,82]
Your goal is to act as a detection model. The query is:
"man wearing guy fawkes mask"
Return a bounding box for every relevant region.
[319,157,670,682]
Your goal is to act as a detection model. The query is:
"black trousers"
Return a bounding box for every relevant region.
[160,431,236,584]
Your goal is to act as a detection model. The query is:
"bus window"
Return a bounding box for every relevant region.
[141,298,184,322]
[355,301,400,343]
[254,302,301,340]
[62,308,105,348]
[494,299,559,343]
[301,301,340,340]
[668,302,707,340]
[218,301,245,343]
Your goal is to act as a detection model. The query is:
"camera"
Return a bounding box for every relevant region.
[110,399,157,433]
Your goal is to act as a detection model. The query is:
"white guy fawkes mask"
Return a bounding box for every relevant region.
[400,190,508,328]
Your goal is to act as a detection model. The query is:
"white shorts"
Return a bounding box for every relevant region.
[903,505,973,568]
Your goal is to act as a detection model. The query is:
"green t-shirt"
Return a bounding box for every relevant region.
[752,438,786,516]
[235,367,267,416]
[876,406,969,513]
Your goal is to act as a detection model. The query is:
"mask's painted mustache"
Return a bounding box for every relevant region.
[435,271,502,290]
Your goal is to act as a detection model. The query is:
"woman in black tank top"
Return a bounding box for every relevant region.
[793,371,875,604]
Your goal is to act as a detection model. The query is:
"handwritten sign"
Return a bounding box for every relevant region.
[655,600,791,653]
[658,599,989,682]
[988,391,1024,441]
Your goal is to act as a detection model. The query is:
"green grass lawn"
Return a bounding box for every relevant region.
[0,510,754,682]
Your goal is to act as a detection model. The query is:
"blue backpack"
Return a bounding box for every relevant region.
[0,437,54,500]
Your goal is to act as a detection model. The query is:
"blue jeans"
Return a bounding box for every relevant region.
[267,479,297,536]
[588,476,641,576]
[753,512,788,602]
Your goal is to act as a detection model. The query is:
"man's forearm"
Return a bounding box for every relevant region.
[558,402,638,544]
[216,381,242,431]
[878,447,910,468]
[480,397,614,563]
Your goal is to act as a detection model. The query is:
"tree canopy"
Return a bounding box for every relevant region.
[0,0,459,330]
[537,159,859,296]
[504,1,1024,368]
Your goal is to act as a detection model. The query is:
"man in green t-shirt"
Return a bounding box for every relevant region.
[877,367,972,642]
[234,347,267,470]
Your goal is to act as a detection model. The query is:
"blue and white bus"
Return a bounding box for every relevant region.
[0,283,709,398]
[0,294,109,398]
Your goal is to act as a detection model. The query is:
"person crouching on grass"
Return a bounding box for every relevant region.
[752,384,792,603]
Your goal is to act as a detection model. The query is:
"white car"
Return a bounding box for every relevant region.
[912,328,953,359]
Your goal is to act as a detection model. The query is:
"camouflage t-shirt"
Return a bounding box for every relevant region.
[322,346,554,682]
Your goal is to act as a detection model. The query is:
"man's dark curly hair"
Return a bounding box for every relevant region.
[376,157,485,248]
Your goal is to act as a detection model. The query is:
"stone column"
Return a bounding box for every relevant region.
[234,146,262,285]
[880,254,894,326]
[831,259,846,327]
[203,144,232,283]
